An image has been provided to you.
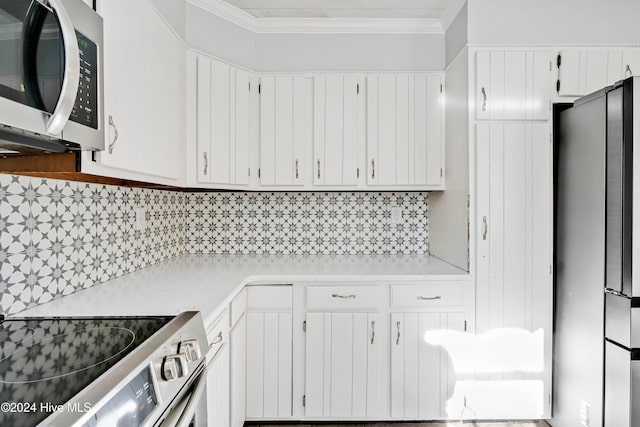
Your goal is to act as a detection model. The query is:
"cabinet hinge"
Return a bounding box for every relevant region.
[303,320,306,332]
[556,79,561,93]
[357,83,360,94]
[464,320,467,332]
[258,84,261,94]
[303,395,306,407]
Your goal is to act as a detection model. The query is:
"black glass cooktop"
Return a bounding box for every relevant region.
[0,316,174,427]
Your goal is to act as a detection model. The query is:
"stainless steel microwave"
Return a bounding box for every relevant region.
[0,0,103,155]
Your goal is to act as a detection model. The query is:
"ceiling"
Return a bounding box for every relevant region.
[220,0,451,19]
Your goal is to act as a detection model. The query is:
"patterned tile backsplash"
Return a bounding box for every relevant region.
[0,173,429,314]
[0,174,185,315]
[185,192,429,255]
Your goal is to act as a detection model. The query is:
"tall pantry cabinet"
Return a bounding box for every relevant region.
[471,49,553,419]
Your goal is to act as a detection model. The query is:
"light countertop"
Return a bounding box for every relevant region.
[15,254,469,327]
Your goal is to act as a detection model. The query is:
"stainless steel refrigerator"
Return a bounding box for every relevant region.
[553,76,640,427]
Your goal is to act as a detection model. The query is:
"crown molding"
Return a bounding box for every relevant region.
[188,0,444,34]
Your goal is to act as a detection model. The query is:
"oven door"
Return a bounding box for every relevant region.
[157,365,208,427]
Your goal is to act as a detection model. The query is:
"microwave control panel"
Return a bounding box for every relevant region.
[69,31,98,130]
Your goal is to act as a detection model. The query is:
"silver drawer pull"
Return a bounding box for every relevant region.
[417,295,442,301]
[396,321,401,345]
[209,331,222,347]
[331,294,356,299]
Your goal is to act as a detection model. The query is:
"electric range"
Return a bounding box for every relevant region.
[0,311,208,427]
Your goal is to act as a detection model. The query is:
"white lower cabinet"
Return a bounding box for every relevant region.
[229,280,474,424]
[304,312,381,418]
[229,288,247,427]
[245,286,293,419]
[206,311,230,427]
[207,343,230,427]
[390,312,467,420]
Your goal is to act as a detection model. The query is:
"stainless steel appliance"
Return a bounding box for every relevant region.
[0,311,208,426]
[554,76,640,427]
[0,0,103,155]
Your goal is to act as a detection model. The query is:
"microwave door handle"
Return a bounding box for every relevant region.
[22,1,48,111]
[45,0,80,135]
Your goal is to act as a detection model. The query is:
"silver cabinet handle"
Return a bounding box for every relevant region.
[203,152,208,176]
[370,321,375,344]
[482,216,488,240]
[209,331,222,346]
[46,0,80,134]
[108,115,118,154]
[417,295,441,301]
[317,159,321,179]
[481,87,487,112]
[371,159,375,179]
[295,159,299,179]
[331,294,356,299]
[626,64,633,77]
[396,321,401,345]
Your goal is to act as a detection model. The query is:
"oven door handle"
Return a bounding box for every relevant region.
[159,366,207,427]
[45,0,80,135]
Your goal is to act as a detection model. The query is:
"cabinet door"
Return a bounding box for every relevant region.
[233,69,251,185]
[475,50,549,120]
[390,312,466,419]
[246,312,292,418]
[196,58,232,184]
[557,49,625,97]
[230,314,246,427]
[475,122,552,418]
[98,0,145,173]
[207,343,230,427]
[367,74,444,187]
[260,76,308,186]
[313,76,362,186]
[98,0,183,180]
[305,312,380,418]
[622,49,640,79]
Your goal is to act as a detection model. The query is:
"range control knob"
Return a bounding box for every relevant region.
[180,339,202,362]
[162,353,188,381]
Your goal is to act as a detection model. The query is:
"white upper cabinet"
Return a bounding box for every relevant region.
[89,0,185,183]
[475,50,550,121]
[259,76,311,186]
[366,74,444,188]
[313,76,364,186]
[195,54,254,185]
[555,48,640,98]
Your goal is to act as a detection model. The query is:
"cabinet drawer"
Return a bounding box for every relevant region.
[230,287,247,326]
[306,285,381,311]
[246,285,292,311]
[206,309,229,359]
[390,283,464,308]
